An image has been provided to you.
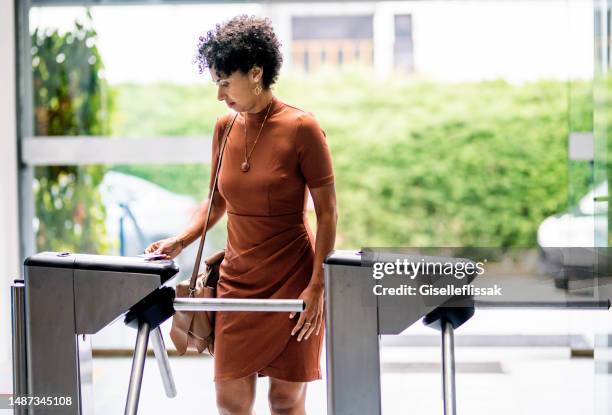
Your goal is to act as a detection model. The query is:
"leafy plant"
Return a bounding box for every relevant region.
[32,12,113,253]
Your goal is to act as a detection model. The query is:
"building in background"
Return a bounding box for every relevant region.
[291,15,375,73]
[266,0,592,82]
[29,1,592,84]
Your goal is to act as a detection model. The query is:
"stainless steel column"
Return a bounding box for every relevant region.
[11,279,27,415]
[77,335,94,415]
[441,321,457,415]
[325,261,381,415]
[25,264,80,414]
[124,321,151,415]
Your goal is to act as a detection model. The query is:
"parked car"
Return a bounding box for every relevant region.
[98,171,212,276]
[537,181,607,288]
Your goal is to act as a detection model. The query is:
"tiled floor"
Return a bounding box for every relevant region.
[1,308,608,414]
[0,345,603,415]
[86,346,596,415]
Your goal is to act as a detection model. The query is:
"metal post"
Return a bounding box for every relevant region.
[119,213,126,257]
[16,0,36,260]
[173,298,304,312]
[125,321,150,415]
[441,320,457,415]
[150,327,176,398]
[11,279,27,415]
[325,263,382,415]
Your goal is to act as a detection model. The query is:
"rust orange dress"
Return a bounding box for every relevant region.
[208,98,334,382]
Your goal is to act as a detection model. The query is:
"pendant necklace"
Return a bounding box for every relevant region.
[242,98,274,173]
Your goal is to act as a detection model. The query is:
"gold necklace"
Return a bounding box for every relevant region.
[241,98,274,173]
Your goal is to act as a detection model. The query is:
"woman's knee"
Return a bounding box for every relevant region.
[268,380,306,414]
[216,376,256,415]
[216,396,253,415]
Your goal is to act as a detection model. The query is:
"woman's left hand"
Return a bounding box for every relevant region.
[289,283,325,342]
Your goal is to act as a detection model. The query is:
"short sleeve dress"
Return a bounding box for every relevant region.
[208,98,334,382]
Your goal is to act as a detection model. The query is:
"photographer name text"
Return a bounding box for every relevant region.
[371,258,502,297]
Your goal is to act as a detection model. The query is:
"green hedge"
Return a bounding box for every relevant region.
[111,68,594,248]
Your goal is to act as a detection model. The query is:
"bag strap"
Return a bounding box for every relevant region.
[188,113,238,296]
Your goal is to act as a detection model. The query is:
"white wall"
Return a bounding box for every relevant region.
[0,0,21,371]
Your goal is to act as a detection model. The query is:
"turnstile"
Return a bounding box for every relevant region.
[12,251,305,415]
[323,250,611,415]
[16,249,607,414]
[324,250,477,415]
[14,251,180,414]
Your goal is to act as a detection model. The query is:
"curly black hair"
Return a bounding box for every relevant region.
[195,15,283,90]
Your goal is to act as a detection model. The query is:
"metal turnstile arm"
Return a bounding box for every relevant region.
[150,327,177,398]
[123,297,304,415]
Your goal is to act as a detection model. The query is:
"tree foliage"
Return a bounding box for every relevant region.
[110,69,594,248]
[32,14,113,253]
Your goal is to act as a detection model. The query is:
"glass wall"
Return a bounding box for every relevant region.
[28,1,593,252]
[593,0,612,414]
[23,1,602,413]
[27,5,240,258]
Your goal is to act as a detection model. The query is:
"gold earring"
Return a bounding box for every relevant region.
[254,84,262,96]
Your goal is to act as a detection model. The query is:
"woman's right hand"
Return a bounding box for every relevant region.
[144,236,184,260]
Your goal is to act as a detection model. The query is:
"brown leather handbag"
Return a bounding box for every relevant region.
[169,113,237,355]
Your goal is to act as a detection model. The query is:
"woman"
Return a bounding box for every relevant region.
[145,15,337,415]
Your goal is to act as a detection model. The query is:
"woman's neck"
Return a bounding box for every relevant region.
[247,90,274,114]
